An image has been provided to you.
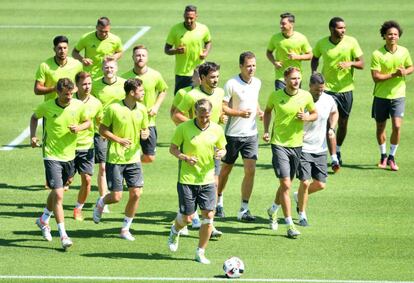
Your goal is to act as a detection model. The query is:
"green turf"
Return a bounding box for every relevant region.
[1,0,414,282]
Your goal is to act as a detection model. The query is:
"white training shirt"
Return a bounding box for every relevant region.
[303,92,337,153]
[223,75,261,137]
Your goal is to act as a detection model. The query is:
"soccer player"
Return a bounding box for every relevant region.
[294,73,338,226]
[93,78,149,241]
[92,56,126,210]
[263,67,317,238]
[34,35,82,101]
[164,5,211,94]
[216,51,263,221]
[266,12,312,90]
[72,17,123,78]
[122,45,168,163]
[311,17,364,169]
[371,20,413,171]
[168,99,226,264]
[30,78,90,250]
[72,72,103,221]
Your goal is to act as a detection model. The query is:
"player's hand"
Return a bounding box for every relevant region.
[262,132,270,143]
[118,138,132,148]
[176,45,186,54]
[395,67,407,77]
[31,137,40,148]
[82,58,93,66]
[214,149,226,160]
[328,127,336,138]
[287,52,297,60]
[199,49,208,60]
[296,108,309,121]
[338,61,352,70]
[220,114,228,124]
[239,110,252,119]
[148,106,159,117]
[68,124,80,134]
[273,61,283,69]
[140,128,150,140]
[186,156,198,166]
[257,109,264,121]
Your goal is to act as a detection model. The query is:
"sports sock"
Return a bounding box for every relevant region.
[299,211,307,220]
[270,203,280,213]
[285,216,293,225]
[336,145,341,153]
[57,222,68,238]
[217,194,223,207]
[389,144,398,157]
[122,216,133,230]
[98,197,105,208]
[192,212,200,221]
[240,200,249,211]
[171,225,178,234]
[379,143,387,155]
[75,202,84,209]
[40,208,52,223]
[331,154,338,163]
[196,247,205,255]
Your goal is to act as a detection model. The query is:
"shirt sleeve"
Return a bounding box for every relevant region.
[177,93,194,114]
[203,25,212,43]
[352,37,363,58]
[215,127,227,149]
[171,124,184,147]
[223,80,232,103]
[101,105,114,127]
[166,26,176,46]
[33,102,46,119]
[35,63,47,83]
[312,40,321,58]
[370,51,381,71]
[74,34,86,52]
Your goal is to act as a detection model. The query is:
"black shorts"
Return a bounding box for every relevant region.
[271,144,301,180]
[371,96,405,122]
[325,90,353,118]
[177,182,216,215]
[74,149,94,176]
[222,135,258,164]
[274,79,286,91]
[174,75,193,95]
[94,134,107,163]
[297,151,328,183]
[106,162,144,191]
[44,159,75,189]
[140,126,157,156]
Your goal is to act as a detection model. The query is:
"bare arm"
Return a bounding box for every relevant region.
[164,43,185,56]
[34,81,55,95]
[30,114,40,147]
[371,65,414,83]
[112,51,123,61]
[339,55,364,70]
[172,108,189,124]
[266,50,282,69]
[297,108,318,122]
[200,41,212,60]
[72,48,93,66]
[99,124,131,148]
[262,107,272,143]
[222,101,251,118]
[169,143,197,166]
[311,56,320,73]
[288,51,313,61]
[68,119,91,134]
[148,90,167,117]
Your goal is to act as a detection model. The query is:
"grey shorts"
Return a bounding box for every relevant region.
[174,75,193,95]
[274,79,286,91]
[74,149,94,176]
[371,96,405,122]
[106,162,144,191]
[222,135,258,164]
[214,151,221,176]
[297,151,328,183]
[177,182,216,215]
[94,134,107,163]
[44,159,75,189]
[140,126,157,156]
[271,144,301,180]
[326,90,353,118]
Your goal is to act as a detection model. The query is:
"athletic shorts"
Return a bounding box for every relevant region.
[177,182,216,215]
[106,162,144,191]
[140,126,157,156]
[44,159,75,189]
[297,151,328,183]
[214,147,221,176]
[94,134,107,163]
[274,79,286,91]
[271,144,301,180]
[174,75,193,95]
[371,96,405,122]
[222,135,258,164]
[325,90,353,118]
[74,148,94,176]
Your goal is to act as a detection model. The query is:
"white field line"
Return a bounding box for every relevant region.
[0,25,147,29]
[0,275,412,283]
[0,25,151,151]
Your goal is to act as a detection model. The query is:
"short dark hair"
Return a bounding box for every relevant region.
[380,20,403,38]
[132,44,148,54]
[97,17,110,26]
[239,51,255,65]
[75,72,91,84]
[329,17,344,29]
[185,5,197,13]
[280,12,295,23]
[53,35,68,47]
[309,73,325,85]
[124,78,143,94]
[198,62,220,79]
[56,78,75,92]
[284,66,301,78]
[194,98,212,113]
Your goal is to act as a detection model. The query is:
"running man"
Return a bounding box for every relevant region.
[31,78,90,250]
[93,78,149,241]
[164,5,211,94]
[216,51,263,221]
[168,99,226,264]
[311,17,364,168]
[371,20,413,171]
[263,67,317,238]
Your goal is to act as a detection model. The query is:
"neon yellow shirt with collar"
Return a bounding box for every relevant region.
[91,76,126,111]
[266,88,315,147]
[35,57,83,101]
[172,119,226,185]
[101,101,149,164]
[75,94,103,150]
[371,45,412,99]
[166,22,211,76]
[34,98,88,161]
[313,35,363,92]
[122,67,168,126]
[74,31,123,78]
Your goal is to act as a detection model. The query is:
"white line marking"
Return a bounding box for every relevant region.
[0,25,151,151]
[0,25,147,29]
[0,276,412,283]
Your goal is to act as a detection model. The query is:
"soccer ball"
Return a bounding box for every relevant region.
[223,256,245,278]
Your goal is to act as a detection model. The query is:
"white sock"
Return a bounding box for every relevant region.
[57,222,68,238]
[331,154,338,162]
[240,201,249,211]
[285,216,293,225]
[336,145,341,153]
[196,247,205,255]
[75,202,84,209]
[299,211,307,220]
[389,144,398,156]
[192,212,200,221]
[217,195,223,207]
[40,208,52,223]
[270,203,280,214]
[379,143,387,155]
[98,197,105,208]
[122,217,133,230]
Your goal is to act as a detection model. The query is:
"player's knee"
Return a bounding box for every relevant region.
[112,192,122,203]
[317,181,326,191]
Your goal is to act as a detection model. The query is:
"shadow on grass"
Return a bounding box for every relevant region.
[82,251,192,261]
[0,183,46,191]
[0,237,61,251]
